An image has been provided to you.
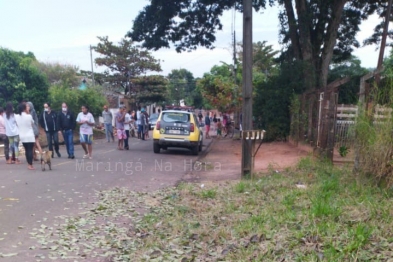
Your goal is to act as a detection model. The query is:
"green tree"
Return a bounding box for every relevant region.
[0,48,49,108]
[197,63,241,113]
[48,85,107,117]
[131,75,168,104]
[128,0,381,89]
[254,60,307,141]
[166,69,202,107]
[238,41,279,75]
[363,1,393,48]
[328,56,370,104]
[93,36,162,96]
[37,62,80,88]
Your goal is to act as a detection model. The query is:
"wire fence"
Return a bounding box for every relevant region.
[335,104,357,149]
[335,104,393,149]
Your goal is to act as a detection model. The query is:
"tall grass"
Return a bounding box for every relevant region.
[354,69,393,186]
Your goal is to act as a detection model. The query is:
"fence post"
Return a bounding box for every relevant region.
[326,93,338,161]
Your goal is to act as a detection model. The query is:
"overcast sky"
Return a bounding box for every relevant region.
[0,0,388,78]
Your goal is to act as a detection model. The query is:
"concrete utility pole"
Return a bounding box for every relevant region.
[90,45,95,85]
[241,0,253,178]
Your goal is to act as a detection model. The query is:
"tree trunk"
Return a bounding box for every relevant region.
[320,0,347,91]
[283,0,301,60]
[295,0,315,91]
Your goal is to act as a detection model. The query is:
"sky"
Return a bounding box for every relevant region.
[0,0,389,79]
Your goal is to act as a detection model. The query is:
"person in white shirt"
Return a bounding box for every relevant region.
[136,106,142,139]
[0,107,10,163]
[4,102,20,164]
[124,110,132,150]
[16,103,36,170]
[76,105,95,159]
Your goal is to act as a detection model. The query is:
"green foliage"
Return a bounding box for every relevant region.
[339,145,350,157]
[328,56,370,104]
[132,75,168,104]
[48,85,107,117]
[166,69,202,107]
[0,48,49,108]
[36,62,80,88]
[237,41,279,76]
[93,36,162,98]
[128,1,270,52]
[254,61,307,141]
[200,188,217,199]
[197,63,241,112]
[354,83,393,186]
[27,157,393,261]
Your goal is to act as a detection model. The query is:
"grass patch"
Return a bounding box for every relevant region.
[33,158,393,261]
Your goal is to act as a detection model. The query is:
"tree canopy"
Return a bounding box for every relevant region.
[197,63,241,112]
[0,48,49,108]
[37,62,80,88]
[93,36,162,96]
[127,0,272,52]
[129,0,382,90]
[166,69,203,107]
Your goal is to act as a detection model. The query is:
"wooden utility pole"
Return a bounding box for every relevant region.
[377,0,392,70]
[241,0,253,178]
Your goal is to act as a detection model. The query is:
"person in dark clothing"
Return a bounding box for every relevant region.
[58,102,75,159]
[204,112,211,139]
[39,102,61,158]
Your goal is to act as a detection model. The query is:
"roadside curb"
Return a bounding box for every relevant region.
[179,138,218,186]
[178,137,218,184]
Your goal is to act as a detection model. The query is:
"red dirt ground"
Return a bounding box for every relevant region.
[182,138,313,183]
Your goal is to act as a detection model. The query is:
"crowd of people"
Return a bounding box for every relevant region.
[0,101,154,170]
[201,110,234,139]
[0,102,240,171]
[102,105,152,150]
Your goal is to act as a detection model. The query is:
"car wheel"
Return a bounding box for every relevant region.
[199,140,202,152]
[191,145,199,155]
[153,143,160,154]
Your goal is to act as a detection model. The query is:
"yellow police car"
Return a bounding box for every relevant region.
[153,110,203,155]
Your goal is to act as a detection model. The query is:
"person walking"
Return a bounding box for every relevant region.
[136,106,142,139]
[26,102,43,161]
[39,103,61,158]
[140,108,148,141]
[115,106,126,150]
[102,105,114,142]
[204,112,211,139]
[0,107,10,163]
[4,102,20,164]
[198,110,203,123]
[142,109,149,139]
[16,103,36,170]
[76,105,95,159]
[58,102,75,159]
[124,110,132,150]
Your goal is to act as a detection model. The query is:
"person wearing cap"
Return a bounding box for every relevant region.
[115,105,127,149]
[102,105,114,142]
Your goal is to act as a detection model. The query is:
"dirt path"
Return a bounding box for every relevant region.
[183,138,312,182]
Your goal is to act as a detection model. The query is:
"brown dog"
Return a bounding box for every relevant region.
[41,151,52,171]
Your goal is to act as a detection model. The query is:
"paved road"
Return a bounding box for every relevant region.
[0,134,211,260]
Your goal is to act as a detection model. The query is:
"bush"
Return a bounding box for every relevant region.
[354,69,393,187]
[48,84,107,117]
